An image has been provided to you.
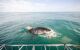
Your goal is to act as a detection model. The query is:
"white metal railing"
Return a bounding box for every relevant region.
[0,44,5,50]
[0,44,80,50]
[5,44,80,46]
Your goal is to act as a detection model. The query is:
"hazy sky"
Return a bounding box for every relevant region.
[0,0,80,12]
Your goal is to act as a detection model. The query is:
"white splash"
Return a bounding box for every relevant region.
[39,29,58,39]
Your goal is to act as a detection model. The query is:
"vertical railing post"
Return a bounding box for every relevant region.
[0,44,5,50]
[56,46,59,50]
[64,44,66,50]
[19,45,24,50]
[44,45,46,50]
[32,45,35,50]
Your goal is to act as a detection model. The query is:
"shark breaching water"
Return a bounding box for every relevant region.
[26,26,57,38]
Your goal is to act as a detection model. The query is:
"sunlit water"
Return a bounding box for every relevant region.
[0,12,80,45]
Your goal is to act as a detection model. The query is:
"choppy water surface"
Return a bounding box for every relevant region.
[0,12,80,45]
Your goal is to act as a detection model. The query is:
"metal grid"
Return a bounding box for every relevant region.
[0,44,80,50]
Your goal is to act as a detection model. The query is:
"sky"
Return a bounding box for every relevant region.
[0,0,80,12]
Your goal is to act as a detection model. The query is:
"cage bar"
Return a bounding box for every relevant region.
[0,44,79,50]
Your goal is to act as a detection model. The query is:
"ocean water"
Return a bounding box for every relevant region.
[0,12,80,50]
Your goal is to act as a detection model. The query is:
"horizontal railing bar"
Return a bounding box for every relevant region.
[1,44,79,47]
